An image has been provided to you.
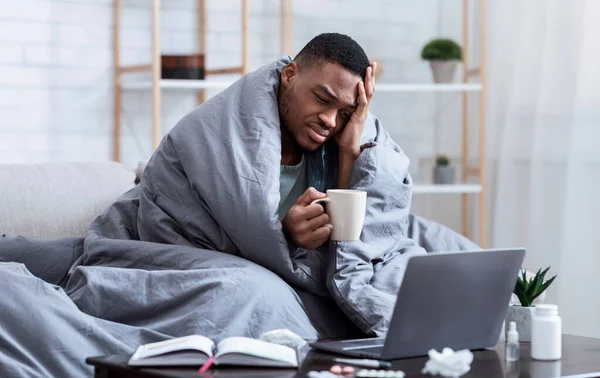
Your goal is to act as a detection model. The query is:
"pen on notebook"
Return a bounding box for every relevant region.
[198,356,215,374]
[333,357,392,369]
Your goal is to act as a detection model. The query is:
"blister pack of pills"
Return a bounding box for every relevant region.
[356,369,406,378]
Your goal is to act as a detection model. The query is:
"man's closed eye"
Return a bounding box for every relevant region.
[315,94,328,104]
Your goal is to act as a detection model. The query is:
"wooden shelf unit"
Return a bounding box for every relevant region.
[112,0,487,245]
[112,0,293,161]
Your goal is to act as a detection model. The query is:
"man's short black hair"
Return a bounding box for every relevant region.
[293,33,370,80]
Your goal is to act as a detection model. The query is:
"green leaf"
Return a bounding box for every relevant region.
[530,269,544,294]
[531,274,557,302]
[519,291,531,306]
[514,276,530,306]
[530,267,550,298]
[525,274,538,301]
[538,267,550,283]
[514,284,524,299]
[421,38,462,60]
[515,266,556,306]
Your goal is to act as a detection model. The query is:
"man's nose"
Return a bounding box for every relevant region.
[318,109,337,129]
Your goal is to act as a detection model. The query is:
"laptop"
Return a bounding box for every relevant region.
[310,248,525,360]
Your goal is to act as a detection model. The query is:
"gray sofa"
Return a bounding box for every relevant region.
[0,161,138,239]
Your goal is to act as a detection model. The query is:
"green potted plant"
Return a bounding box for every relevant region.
[506,267,557,342]
[433,155,454,184]
[420,38,462,83]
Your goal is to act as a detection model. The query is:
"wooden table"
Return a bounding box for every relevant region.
[87,334,600,377]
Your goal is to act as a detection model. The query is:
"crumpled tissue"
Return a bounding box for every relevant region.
[259,328,307,349]
[421,347,474,377]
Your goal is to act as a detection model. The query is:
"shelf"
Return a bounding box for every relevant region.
[122,79,235,90]
[376,83,482,92]
[121,79,482,92]
[413,184,482,194]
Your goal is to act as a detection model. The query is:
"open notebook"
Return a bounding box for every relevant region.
[128,335,298,368]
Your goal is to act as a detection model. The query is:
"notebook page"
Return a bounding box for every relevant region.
[215,337,297,367]
[130,335,214,361]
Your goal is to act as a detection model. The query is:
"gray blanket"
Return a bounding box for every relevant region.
[133,56,477,335]
[0,56,477,377]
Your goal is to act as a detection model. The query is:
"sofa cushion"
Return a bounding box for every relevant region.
[0,161,135,239]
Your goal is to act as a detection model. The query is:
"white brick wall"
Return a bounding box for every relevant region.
[0,0,470,230]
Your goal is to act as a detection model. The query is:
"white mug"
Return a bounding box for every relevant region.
[311,189,367,241]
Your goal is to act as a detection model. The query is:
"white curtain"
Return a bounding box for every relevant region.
[488,0,600,337]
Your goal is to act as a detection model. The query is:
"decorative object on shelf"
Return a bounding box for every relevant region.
[161,54,205,80]
[420,38,462,83]
[505,267,557,342]
[433,155,454,184]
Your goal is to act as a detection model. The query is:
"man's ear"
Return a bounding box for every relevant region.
[281,62,298,87]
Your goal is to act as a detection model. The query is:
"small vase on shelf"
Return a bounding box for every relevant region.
[433,155,454,185]
[420,38,462,83]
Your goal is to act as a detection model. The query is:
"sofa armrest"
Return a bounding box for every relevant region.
[0,161,136,239]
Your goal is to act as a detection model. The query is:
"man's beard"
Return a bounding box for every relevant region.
[279,87,300,147]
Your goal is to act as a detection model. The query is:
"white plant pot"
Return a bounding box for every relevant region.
[429,60,458,83]
[505,305,535,342]
[433,165,455,184]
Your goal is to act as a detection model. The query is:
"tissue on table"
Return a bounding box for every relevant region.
[422,348,474,377]
[259,329,307,349]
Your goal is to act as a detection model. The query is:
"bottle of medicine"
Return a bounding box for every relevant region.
[505,321,520,362]
[531,304,562,360]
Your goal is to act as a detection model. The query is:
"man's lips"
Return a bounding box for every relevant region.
[307,123,330,143]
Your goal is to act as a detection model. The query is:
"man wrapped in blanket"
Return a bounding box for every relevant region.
[268,33,425,333]
[137,32,476,337]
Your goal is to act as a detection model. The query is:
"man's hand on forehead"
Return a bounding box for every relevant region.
[357,62,377,106]
[334,62,377,189]
[335,62,377,159]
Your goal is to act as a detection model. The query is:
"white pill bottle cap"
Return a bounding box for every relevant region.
[535,304,558,316]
